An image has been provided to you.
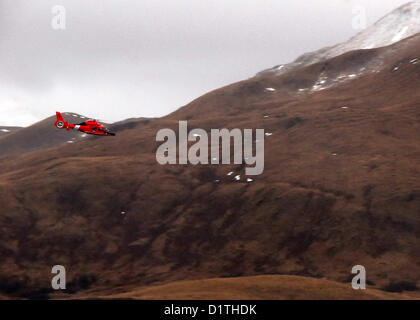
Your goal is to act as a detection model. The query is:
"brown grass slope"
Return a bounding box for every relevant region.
[0,35,419,299]
[77,275,417,300]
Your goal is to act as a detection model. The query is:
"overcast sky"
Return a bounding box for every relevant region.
[0,0,412,126]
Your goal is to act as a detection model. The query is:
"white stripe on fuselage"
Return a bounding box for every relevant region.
[74,125,81,131]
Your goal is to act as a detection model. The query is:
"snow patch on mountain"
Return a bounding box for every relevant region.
[392,26,409,42]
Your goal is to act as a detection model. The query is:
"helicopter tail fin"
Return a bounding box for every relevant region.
[55,111,67,129]
[56,112,64,122]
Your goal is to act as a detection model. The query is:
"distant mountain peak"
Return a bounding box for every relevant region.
[258,1,420,77]
[346,0,420,50]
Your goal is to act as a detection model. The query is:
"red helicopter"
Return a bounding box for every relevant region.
[54,112,116,136]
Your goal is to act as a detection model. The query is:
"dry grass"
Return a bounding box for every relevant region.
[87,275,418,300]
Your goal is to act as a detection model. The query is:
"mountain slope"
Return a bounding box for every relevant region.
[258,1,420,77]
[0,113,92,159]
[0,113,151,159]
[0,127,22,138]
